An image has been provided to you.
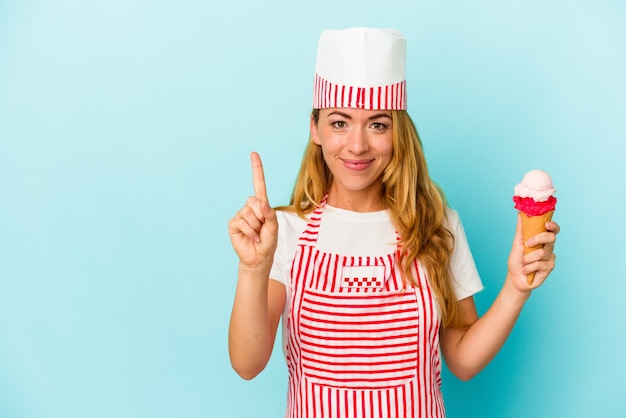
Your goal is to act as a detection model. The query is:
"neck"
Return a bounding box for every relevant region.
[326,185,386,212]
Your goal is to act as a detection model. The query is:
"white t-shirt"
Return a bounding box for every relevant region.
[270,204,483,301]
[270,205,484,356]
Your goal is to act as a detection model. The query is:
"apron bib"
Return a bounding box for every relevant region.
[284,202,445,418]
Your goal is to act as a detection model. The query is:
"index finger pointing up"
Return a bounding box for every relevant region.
[250,151,268,202]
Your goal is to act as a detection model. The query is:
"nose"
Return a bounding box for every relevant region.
[346,126,369,154]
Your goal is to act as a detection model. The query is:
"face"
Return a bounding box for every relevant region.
[311,108,393,209]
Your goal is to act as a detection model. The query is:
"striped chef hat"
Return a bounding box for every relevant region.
[313,27,407,110]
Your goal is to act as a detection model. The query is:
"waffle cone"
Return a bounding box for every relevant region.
[520,210,554,285]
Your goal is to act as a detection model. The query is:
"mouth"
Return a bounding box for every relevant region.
[341,159,373,170]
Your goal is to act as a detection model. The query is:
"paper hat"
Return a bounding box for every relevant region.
[313,27,407,110]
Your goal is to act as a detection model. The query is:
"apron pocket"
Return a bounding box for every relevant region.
[298,287,419,390]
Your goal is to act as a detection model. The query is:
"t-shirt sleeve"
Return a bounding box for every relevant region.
[446,208,484,300]
[269,210,305,286]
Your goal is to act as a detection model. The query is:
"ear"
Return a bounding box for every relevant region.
[310,113,321,145]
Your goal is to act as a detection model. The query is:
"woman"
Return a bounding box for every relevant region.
[228,28,559,417]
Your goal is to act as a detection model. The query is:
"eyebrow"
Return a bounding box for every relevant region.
[327,110,393,121]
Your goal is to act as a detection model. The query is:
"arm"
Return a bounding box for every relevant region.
[227,152,284,380]
[440,215,559,381]
[229,271,285,380]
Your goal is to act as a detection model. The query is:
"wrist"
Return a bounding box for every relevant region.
[238,260,273,281]
[502,276,532,305]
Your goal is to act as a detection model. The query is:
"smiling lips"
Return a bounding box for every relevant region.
[342,159,373,170]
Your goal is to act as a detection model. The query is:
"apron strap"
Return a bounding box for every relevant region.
[296,194,327,247]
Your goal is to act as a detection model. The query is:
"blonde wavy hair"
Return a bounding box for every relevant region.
[279,109,464,329]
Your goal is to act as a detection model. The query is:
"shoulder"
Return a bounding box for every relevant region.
[276,209,309,232]
[444,206,464,237]
[443,206,470,249]
[275,209,311,245]
[444,206,484,299]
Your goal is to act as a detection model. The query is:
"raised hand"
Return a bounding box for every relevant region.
[228,152,278,268]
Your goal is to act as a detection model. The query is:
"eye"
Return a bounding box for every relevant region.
[331,121,347,129]
[371,122,388,131]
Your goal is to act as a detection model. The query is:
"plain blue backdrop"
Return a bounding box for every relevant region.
[1,1,625,417]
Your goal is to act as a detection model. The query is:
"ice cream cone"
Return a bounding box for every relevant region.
[520,209,554,285]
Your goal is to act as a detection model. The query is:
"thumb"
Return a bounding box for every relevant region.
[260,200,279,238]
[512,213,524,251]
[508,214,525,272]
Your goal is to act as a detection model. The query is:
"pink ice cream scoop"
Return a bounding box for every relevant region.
[513,170,557,216]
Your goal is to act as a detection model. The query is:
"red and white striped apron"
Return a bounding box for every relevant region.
[285,202,445,418]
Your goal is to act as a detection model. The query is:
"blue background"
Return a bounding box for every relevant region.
[1,1,625,417]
